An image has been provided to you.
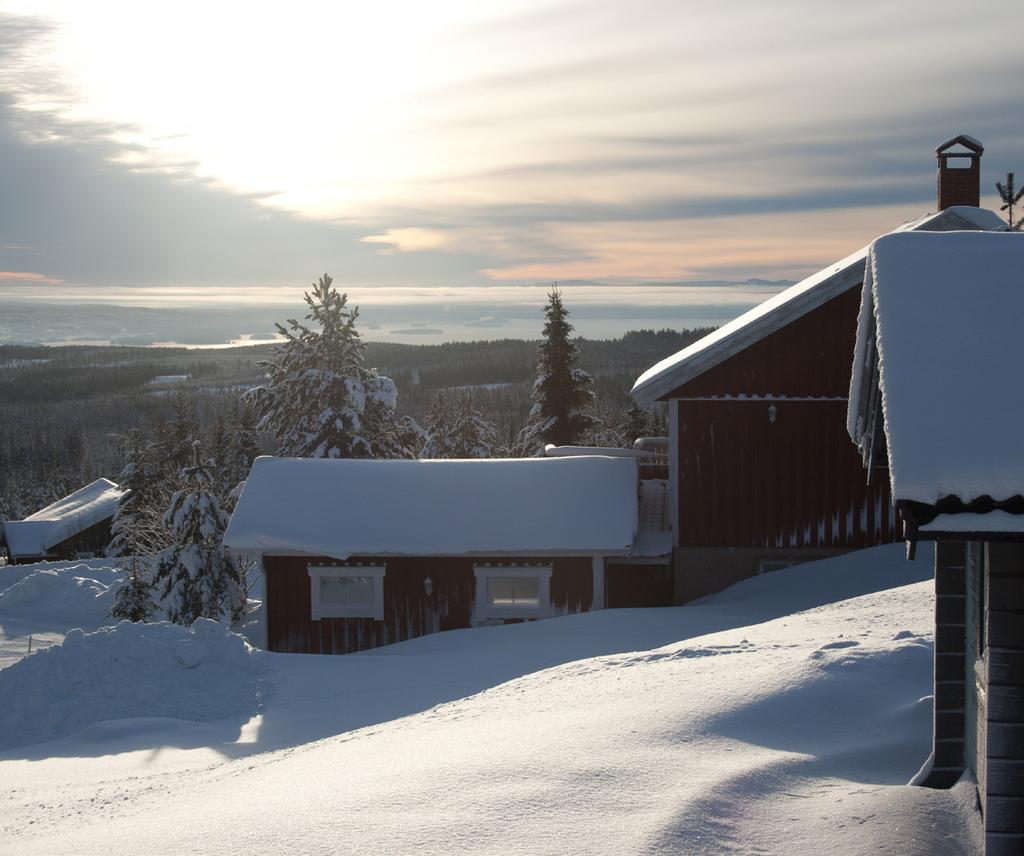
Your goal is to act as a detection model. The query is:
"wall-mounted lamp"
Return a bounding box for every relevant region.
[424,576,434,596]
[767,403,778,424]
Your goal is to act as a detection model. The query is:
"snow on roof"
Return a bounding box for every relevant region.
[224,456,640,558]
[849,231,1024,506]
[2,479,122,559]
[935,134,984,153]
[544,444,660,459]
[919,511,1024,536]
[630,207,1006,405]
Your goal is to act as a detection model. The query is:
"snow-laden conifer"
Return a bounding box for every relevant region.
[110,557,157,622]
[246,274,412,459]
[152,443,246,625]
[421,393,496,458]
[106,429,167,558]
[515,287,595,455]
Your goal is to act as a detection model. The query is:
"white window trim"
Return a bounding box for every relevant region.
[308,564,386,621]
[474,565,553,620]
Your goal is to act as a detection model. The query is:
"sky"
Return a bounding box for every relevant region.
[0,0,1021,310]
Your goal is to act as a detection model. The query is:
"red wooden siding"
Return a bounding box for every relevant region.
[668,287,862,398]
[606,564,672,607]
[668,286,898,549]
[676,399,895,548]
[265,555,593,655]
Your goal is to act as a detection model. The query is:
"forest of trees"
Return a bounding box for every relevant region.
[0,289,710,530]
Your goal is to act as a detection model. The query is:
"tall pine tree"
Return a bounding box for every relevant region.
[246,274,414,459]
[515,288,595,454]
[152,443,246,625]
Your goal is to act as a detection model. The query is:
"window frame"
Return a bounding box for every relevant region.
[473,565,553,620]
[308,564,386,621]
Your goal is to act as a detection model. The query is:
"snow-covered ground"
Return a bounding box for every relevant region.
[0,544,981,855]
[0,559,123,669]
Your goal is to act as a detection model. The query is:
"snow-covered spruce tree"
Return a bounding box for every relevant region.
[110,557,157,622]
[246,274,414,459]
[107,429,167,558]
[619,402,654,446]
[421,393,496,458]
[152,443,246,625]
[515,287,595,455]
[996,172,1024,231]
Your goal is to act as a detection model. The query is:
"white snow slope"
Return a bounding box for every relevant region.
[0,544,981,856]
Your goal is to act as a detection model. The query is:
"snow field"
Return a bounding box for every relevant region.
[0,543,980,855]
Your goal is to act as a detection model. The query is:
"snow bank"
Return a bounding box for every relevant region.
[225,455,640,558]
[851,230,1024,506]
[0,570,114,626]
[0,619,260,751]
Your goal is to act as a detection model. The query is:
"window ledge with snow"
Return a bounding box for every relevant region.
[308,564,386,620]
[473,565,553,621]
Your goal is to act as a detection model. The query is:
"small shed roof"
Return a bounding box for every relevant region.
[848,231,1024,508]
[630,206,1006,405]
[224,456,640,559]
[2,478,122,559]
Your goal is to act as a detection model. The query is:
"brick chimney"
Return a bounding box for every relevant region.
[935,134,983,209]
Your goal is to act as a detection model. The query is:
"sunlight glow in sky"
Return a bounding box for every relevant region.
[0,0,1021,295]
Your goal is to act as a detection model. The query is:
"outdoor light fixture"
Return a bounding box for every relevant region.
[768,403,778,424]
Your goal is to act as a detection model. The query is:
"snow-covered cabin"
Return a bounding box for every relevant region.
[224,455,671,654]
[630,138,1006,603]
[1,478,122,564]
[848,230,1024,856]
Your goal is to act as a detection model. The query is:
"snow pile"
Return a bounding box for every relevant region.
[0,619,260,751]
[225,455,640,558]
[0,569,114,626]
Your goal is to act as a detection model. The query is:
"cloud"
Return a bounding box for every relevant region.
[361,228,454,254]
[0,2,1022,295]
[0,270,62,284]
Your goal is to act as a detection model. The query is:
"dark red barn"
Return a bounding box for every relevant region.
[630,140,1005,601]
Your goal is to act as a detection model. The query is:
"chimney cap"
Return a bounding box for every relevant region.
[935,134,984,155]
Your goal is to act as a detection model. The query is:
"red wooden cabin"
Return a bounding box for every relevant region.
[630,140,1004,601]
[224,455,671,654]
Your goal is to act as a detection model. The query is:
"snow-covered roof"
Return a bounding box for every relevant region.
[848,231,1024,507]
[630,207,1006,405]
[920,511,1024,536]
[544,444,661,459]
[2,479,122,560]
[224,456,640,558]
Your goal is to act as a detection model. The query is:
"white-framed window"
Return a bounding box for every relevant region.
[474,565,553,620]
[308,564,386,620]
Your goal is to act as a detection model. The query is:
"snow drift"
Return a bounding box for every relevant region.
[0,619,261,751]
